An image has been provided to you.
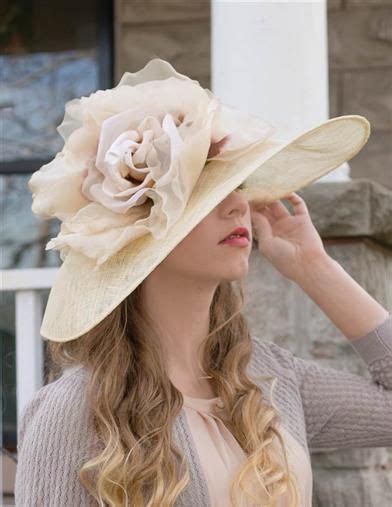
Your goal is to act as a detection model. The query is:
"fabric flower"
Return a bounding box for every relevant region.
[28,58,276,267]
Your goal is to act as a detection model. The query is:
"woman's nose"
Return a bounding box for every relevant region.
[221,190,249,217]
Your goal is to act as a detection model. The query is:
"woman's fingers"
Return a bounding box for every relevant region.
[250,192,308,232]
[259,206,275,222]
[251,198,291,225]
[284,192,309,215]
[252,212,272,243]
[266,200,291,220]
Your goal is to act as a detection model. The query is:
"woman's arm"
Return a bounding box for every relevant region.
[287,253,392,450]
[263,315,392,451]
[293,314,392,450]
[291,253,390,340]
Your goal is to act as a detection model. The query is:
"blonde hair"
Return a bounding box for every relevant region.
[47,279,301,506]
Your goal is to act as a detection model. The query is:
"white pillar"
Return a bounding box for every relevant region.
[1,268,59,422]
[211,0,350,181]
[15,290,44,421]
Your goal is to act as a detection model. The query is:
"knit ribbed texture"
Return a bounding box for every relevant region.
[14,314,392,506]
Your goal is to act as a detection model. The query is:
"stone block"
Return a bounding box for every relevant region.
[342,69,392,130]
[245,240,392,361]
[347,0,392,7]
[312,468,392,506]
[327,0,343,9]
[348,131,392,190]
[298,180,392,248]
[329,69,342,118]
[311,447,390,469]
[121,0,210,24]
[328,7,392,69]
[117,22,211,89]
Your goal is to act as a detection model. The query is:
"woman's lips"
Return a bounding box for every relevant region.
[219,236,250,247]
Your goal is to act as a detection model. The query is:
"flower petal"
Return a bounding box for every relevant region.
[28,153,90,221]
[45,202,152,267]
[56,97,84,142]
[116,58,198,88]
[207,103,277,161]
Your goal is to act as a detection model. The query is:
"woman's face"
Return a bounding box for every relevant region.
[159,185,253,284]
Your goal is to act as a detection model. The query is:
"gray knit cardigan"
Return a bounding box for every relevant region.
[14,314,392,506]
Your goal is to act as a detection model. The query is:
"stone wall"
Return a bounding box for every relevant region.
[114,0,211,89]
[328,0,392,190]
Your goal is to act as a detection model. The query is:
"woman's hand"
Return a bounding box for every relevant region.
[250,192,329,281]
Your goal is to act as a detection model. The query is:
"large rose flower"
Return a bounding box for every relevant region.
[28,59,276,267]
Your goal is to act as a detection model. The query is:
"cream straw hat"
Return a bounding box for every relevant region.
[28,58,370,342]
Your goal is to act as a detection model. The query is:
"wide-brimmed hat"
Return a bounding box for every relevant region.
[28,58,370,342]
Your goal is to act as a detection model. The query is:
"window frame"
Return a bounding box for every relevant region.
[0,0,114,176]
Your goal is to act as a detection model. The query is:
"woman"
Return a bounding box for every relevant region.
[14,59,392,506]
[15,188,392,506]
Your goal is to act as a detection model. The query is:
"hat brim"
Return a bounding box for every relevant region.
[40,115,370,342]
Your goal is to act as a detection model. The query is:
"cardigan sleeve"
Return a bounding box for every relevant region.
[287,313,392,451]
[14,370,99,507]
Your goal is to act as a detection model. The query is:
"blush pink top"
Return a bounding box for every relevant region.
[182,393,313,506]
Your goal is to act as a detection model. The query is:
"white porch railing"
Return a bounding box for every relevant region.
[0,268,58,423]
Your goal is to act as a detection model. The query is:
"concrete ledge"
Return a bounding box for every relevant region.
[296,179,392,249]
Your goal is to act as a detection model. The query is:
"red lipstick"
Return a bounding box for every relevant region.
[219,227,250,247]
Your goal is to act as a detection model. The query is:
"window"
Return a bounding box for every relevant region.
[0,2,113,500]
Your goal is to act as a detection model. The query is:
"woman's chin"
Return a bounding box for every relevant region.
[221,264,249,282]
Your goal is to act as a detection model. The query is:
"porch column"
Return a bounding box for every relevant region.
[211,0,350,181]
